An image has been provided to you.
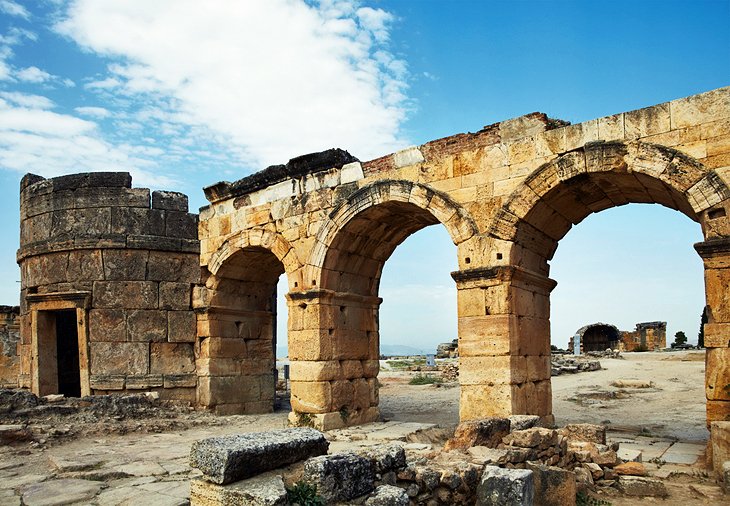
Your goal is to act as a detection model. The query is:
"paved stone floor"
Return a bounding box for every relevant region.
[0,417,718,505]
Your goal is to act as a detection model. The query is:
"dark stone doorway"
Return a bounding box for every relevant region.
[55,310,81,397]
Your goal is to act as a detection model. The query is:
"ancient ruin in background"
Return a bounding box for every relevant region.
[4,86,729,433]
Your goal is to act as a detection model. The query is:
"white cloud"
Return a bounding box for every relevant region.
[16,66,53,83]
[0,100,173,188]
[56,0,411,169]
[0,91,54,109]
[74,105,110,118]
[0,1,30,20]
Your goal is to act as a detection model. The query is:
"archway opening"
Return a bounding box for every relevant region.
[550,204,706,440]
[198,246,287,414]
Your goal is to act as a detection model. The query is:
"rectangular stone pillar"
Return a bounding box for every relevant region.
[696,238,730,425]
[453,266,555,425]
[287,289,380,430]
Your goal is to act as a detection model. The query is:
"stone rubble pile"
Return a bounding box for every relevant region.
[188,417,676,506]
[550,356,602,376]
[435,339,458,359]
[438,363,458,382]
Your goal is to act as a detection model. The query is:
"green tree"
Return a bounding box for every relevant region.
[698,307,708,348]
[672,331,687,347]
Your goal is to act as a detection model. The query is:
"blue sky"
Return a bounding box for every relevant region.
[0,1,727,352]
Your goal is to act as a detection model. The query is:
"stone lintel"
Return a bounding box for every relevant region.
[451,265,557,292]
[26,291,91,309]
[196,306,272,318]
[286,289,382,307]
[694,237,730,258]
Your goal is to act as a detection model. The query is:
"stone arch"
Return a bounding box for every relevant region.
[288,180,477,429]
[308,179,478,290]
[458,141,730,426]
[197,229,301,415]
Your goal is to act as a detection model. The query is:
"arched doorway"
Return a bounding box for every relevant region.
[197,230,301,415]
[287,180,477,429]
[476,141,730,426]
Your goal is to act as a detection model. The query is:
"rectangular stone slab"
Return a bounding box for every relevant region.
[189,427,328,484]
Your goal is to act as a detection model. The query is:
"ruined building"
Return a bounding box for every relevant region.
[3,87,730,432]
[569,321,667,353]
[0,306,20,387]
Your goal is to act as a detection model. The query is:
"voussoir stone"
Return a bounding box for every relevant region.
[189,427,328,485]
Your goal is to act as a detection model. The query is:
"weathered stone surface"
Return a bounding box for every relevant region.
[303,452,375,502]
[711,421,730,477]
[88,309,126,342]
[509,415,541,431]
[190,474,287,506]
[614,461,647,476]
[168,311,196,342]
[525,462,576,506]
[21,478,103,506]
[127,310,167,342]
[558,424,606,444]
[616,476,668,497]
[189,428,328,484]
[150,343,195,374]
[365,484,409,506]
[444,418,511,450]
[93,281,158,309]
[357,443,406,473]
[503,427,558,448]
[90,342,148,375]
[0,424,33,443]
[152,190,189,211]
[476,466,534,506]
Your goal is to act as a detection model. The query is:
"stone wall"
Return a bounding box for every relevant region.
[196,86,730,429]
[0,305,20,387]
[620,322,667,351]
[17,173,199,401]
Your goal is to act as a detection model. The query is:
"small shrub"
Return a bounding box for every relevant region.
[576,492,611,506]
[295,412,314,428]
[287,481,324,506]
[409,374,443,385]
[339,406,349,422]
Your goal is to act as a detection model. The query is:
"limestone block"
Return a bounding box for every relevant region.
[331,379,354,408]
[152,190,188,211]
[159,282,191,310]
[476,466,534,506]
[127,310,167,342]
[190,427,328,485]
[364,485,409,506]
[289,360,341,381]
[706,348,730,400]
[291,380,332,413]
[126,374,163,389]
[362,359,379,378]
[167,310,196,342]
[148,251,200,282]
[288,329,332,361]
[503,427,558,448]
[66,250,104,282]
[367,377,379,406]
[458,315,514,357]
[711,421,730,478]
[616,476,668,497]
[524,463,576,506]
[89,374,125,390]
[150,342,195,374]
[163,374,197,388]
[625,103,671,139]
[707,400,730,424]
[303,453,375,502]
[101,250,148,281]
[52,207,111,236]
[89,342,148,375]
[93,281,158,309]
[197,376,262,407]
[444,418,511,450]
[110,207,164,236]
[460,383,513,420]
[460,355,526,385]
[198,337,246,359]
[704,323,730,348]
[190,474,288,506]
[88,309,126,342]
[526,355,551,382]
[341,359,364,379]
[705,268,730,321]
[341,162,364,184]
[166,210,198,239]
[196,358,270,376]
[671,87,730,129]
[597,114,625,141]
[351,378,370,411]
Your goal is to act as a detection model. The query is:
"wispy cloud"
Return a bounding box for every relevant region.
[74,105,110,118]
[0,1,30,20]
[56,0,411,169]
[16,66,52,83]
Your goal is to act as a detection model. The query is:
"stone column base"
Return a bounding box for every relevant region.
[288,406,379,430]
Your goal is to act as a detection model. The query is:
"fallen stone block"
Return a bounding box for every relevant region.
[614,461,646,476]
[190,473,287,506]
[303,452,375,502]
[617,476,668,497]
[476,466,534,506]
[365,484,409,506]
[526,462,576,506]
[357,443,406,473]
[617,447,642,462]
[0,424,33,444]
[189,427,328,485]
[445,418,511,450]
[558,424,606,444]
[503,427,558,449]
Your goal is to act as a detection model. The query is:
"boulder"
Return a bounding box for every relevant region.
[558,424,606,445]
[189,427,328,485]
[503,428,558,449]
[617,476,668,497]
[476,466,533,506]
[357,444,406,473]
[365,485,409,506]
[525,462,576,506]
[614,461,647,476]
[509,415,541,431]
